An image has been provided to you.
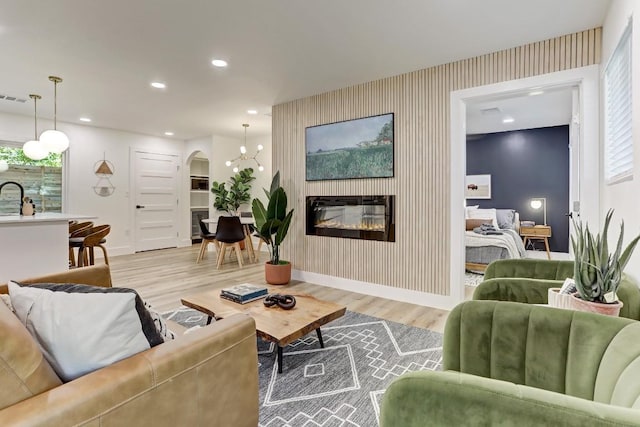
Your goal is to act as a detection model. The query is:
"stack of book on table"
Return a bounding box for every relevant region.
[220,283,268,304]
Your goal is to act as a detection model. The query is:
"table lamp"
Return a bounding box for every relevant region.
[530,197,547,225]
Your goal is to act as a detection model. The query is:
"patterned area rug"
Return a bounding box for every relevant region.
[465,271,484,287]
[164,307,443,426]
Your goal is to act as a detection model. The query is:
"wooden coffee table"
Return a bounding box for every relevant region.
[181,287,346,373]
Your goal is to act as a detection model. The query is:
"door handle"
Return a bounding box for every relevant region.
[565,212,573,218]
[136,205,145,209]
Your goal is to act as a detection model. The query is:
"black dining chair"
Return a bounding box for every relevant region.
[214,216,246,269]
[196,217,219,263]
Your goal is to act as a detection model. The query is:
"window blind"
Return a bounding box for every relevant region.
[604,20,633,184]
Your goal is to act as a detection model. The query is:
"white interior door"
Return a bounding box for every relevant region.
[568,86,581,254]
[133,150,180,252]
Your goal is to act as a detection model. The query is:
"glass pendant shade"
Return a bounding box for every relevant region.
[23,140,49,160]
[40,76,69,154]
[40,129,70,153]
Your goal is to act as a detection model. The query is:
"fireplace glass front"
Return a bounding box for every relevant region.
[306,195,395,242]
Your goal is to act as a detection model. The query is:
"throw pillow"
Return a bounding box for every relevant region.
[144,301,175,341]
[467,208,499,229]
[464,205,479,219]
[8,282,164,382]
[495,209,516,230]
[465,219,491,231]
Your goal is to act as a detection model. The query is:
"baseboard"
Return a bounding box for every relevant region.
[292,270,460,311]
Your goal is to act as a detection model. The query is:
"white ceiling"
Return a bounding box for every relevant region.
[466,87,574,135]
[0,0,610,140]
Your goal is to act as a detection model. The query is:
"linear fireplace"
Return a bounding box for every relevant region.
[306,195,395,242]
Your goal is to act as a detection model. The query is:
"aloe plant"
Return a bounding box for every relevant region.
[252,171,294,265]
[571,209,640,303]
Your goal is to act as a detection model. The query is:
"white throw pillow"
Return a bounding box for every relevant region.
[8,282,163,382]
[464,205,479,219]
[467,208,499,229]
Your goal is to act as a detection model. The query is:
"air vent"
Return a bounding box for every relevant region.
[0,94,28,103]
[480,107,500,115]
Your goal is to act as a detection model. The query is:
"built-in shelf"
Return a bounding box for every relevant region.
[190,156,210,242]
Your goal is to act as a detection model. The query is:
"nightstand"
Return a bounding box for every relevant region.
[520,225,552,259]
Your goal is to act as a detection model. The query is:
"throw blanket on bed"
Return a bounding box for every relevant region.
[473,224,503,235]
[465,229,526,259]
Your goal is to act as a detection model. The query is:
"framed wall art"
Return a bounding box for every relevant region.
[465,174,491,199]
[305,113,394,181]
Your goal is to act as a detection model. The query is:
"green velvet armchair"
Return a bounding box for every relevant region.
[380,301,640,427]
[473,259,640,320]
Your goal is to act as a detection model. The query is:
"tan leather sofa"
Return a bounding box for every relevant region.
[0,265,259,427]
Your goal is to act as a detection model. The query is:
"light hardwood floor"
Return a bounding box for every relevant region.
[109,244,471,333]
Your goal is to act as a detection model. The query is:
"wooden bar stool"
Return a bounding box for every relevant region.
[69,221,93,267]
[77,225,111,267]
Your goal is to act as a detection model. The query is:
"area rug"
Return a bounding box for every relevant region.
[465,271,484,287]
[164,307,443,426]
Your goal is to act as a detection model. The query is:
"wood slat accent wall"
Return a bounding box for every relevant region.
[272,28,601,296]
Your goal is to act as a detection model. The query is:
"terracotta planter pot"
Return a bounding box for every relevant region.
[265,261,291,285]
[567,292,623,317]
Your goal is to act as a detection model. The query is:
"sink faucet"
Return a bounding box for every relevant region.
[0,181,25,215]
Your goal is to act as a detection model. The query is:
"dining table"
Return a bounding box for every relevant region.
[202,216,257,263]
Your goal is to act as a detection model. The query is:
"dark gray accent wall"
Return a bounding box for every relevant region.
[466,125,570,252]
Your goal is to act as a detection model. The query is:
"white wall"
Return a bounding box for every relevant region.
[1,111,273,257]
[0,112,186,256]
[602,1,640,281]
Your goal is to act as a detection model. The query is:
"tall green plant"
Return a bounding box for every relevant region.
[252,171,294,265]
[211,167,255,215]
[571,209,640,303]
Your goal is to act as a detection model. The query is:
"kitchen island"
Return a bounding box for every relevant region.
[0,213,96,284]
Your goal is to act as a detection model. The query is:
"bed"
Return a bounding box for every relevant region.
[464,207,526,273]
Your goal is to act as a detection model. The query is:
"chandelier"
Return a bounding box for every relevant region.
[225,123,264,173]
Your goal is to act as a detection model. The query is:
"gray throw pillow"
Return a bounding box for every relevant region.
[495,209,516,230]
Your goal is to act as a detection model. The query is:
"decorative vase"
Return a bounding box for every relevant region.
[567,292,623,317]
[265,261,291,285]
[547,288,574,310]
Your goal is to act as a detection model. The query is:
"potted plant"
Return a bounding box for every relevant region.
[252,171,294,285]
[568,209,640,316]
[211,167,255,215]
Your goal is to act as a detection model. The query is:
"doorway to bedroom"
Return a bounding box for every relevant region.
[449,65,600,304]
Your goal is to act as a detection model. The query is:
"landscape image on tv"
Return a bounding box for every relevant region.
[305,113,394,181]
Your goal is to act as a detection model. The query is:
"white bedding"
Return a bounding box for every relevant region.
[465,229,526,259]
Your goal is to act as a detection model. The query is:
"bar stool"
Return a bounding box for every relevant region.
[77,225,111,267]
[69,221,93,267]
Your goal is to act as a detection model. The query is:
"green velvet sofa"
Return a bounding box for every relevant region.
[472,259,640,320]
[380,301,640,427]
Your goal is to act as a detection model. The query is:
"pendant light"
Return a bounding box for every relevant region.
[224,123,264,173]
[40,76,70,154]
[22,94,50,161]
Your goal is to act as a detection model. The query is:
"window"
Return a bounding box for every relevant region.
[604,19,633,184]
[0,142,63,214]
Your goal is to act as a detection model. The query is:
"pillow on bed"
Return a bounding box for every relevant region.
[465,219,492,230]
[467,208,499,229]
[496,209,516,230]
[464,205,479,219]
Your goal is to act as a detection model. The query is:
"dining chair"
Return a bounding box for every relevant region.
[214,216,245,269]
[196,217,220,263]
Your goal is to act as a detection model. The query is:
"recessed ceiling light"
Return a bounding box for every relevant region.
[247,109,258,115]
[151,82,166,89]
[164,131,174,136]
[502,117,515,124]
[79,117,91,122]
[529,90,544,96]
[211,59,228,67]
